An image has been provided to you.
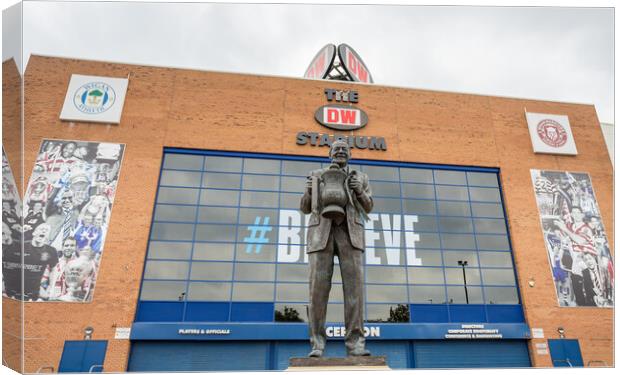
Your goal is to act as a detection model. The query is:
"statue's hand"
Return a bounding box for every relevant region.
[305,177,313,194]
[348,175,363,195]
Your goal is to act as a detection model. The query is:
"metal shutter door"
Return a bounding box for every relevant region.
[414,340,530,368]
[128,341,269,372]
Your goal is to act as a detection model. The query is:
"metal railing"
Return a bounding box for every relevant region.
[36,366,54,373]
[88,364,104,373]
[552,359,573,367]
[587,360,608,367]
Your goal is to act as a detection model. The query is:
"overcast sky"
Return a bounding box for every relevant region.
[2,1,615,124]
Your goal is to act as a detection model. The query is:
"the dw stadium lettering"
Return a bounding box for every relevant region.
[296,132,387,151]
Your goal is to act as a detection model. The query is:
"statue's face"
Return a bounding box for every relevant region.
[330,142,350,165]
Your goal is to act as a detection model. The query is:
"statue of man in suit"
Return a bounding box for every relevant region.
[300,139,373,357]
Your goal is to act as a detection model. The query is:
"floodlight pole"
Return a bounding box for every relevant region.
[458,260,469,304]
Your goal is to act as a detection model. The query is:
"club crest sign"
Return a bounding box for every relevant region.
[60,74,129,124]
[525,112,577,155]
[73,82,116,114]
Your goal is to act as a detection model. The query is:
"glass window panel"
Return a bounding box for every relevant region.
[441,234,476,249]
[195,224,237,242]
[372,198,401,213]
[163,154,204,170]
[417,233,441,249]
[362,165,399,181]
[234,263,276,282]
[408,285,446,304]
[413,250,443,267]
[474,218,507,234]
[438,201,471,217]
[434,170,466,185]
[200,189,239,206]
[144,260,189,280]
[198,206,238,223]
[407,267,444,284]
[366,304,410,323]
[484,287,519,304]
[243,158,280,174]
[276,283,308,302]
[275,304,308,322]
[278,264,309,282]
[439,217,474,233]
[476,235,510,250]
[240,191,279,208]
[328,285,344,302]
[150,223,194,241]
[400,168,433,183]
[471,203,504,218]
[282,161,322,176]
[366,266,406,283]
[469,187,501,202]
[242,174,280,191]
[443,251,479,268]
[204,156,242,172]
[481,269,516,286]
[193,243,235,261]
[281,176,306,193]
[365,248,406,265]
[187,282,231,301]
[402,199,436,215]
[148,241,192,260]
[401,183,435,199]
[202,173,241,189]
[410,216,437,232]
[467,172,499,187]
[435,185,468,201]
[447,286,483,304]
[280,193,304,209]
[479,252,514,268]
[326,304,344,323]
[367,285,408,303]
[190,262,233,281]
[236,244,277,262]
[154,204,197,222]
[232,283,275,301]
[160,170,202,187]
[238,226,276,246]
[238,208,279,225]
[157,187,199,204]
[372,181,401,197]
[444,267,482,285]
[140,281,187,301]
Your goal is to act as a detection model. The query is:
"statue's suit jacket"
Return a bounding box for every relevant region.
[300,167,373,252]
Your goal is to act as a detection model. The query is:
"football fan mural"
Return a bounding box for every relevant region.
[2,147,23,299]
[2,140,125,303]
[531,170,614,307]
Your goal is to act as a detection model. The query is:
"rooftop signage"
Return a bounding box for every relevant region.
[338,43,373,83]
[304,44,337,79]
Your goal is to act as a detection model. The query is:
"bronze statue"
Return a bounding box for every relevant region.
[300,139,373,357]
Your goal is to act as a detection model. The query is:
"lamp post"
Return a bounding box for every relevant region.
[457,260,469,304]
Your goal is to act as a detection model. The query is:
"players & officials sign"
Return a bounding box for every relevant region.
[525,112,578,155]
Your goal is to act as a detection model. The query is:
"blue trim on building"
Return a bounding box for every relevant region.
[130,321,531,341]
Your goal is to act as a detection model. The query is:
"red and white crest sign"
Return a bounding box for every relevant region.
[526,112,577,155]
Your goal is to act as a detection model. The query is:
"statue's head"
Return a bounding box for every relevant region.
[329,139,351,167]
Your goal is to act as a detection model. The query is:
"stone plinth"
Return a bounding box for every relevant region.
[288,356,389,371]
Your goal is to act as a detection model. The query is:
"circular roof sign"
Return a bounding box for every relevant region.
[304,44,337,80]
[338,43,373,84]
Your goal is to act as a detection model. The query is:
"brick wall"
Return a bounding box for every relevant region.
[16,55,613,371]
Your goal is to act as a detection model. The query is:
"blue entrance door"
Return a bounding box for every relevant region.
[548,339,583,367]
[58,340,108,372]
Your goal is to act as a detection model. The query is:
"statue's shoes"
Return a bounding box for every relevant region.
[347,348,371,356]
[308,349,323,358]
